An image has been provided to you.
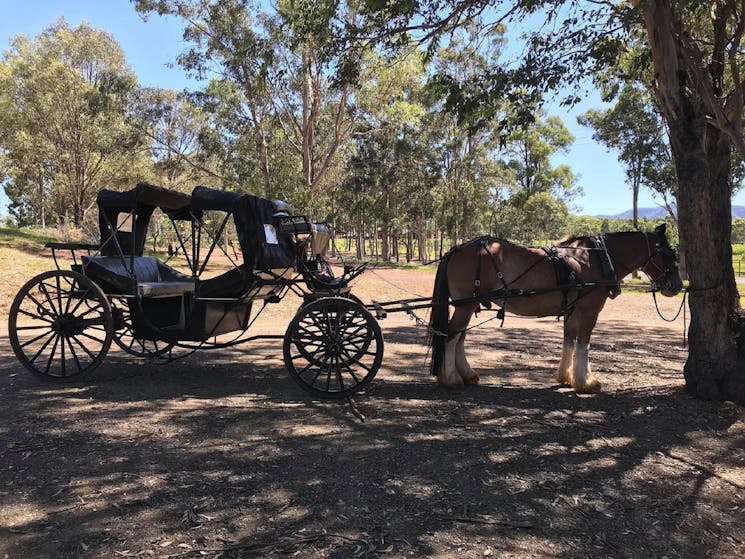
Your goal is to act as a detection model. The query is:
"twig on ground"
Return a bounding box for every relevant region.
[662,450,745,490]
[166,531,368,558]
[440,515,534,529]
[347,397,365,422]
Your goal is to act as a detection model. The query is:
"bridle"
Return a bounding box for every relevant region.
[642,232,679,294]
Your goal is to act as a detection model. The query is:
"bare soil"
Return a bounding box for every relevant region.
[1,265,744,558]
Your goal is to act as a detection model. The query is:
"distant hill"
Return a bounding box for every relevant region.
[599,205,745,219]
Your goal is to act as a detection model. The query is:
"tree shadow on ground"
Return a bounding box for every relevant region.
[1,317,743,559]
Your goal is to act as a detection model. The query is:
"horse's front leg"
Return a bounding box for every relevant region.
[570,313,601,394]
[438,303,477,389]
[556,317,576,386]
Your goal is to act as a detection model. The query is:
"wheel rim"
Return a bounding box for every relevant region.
[284,298,383,398]
[9,271,112,378]
[111,299,174,358]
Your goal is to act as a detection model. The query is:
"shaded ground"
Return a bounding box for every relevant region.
[1,265,744,558]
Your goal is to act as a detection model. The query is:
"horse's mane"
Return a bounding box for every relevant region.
[557,230,642,246]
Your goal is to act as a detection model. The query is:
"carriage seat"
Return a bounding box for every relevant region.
[82,256,195,298]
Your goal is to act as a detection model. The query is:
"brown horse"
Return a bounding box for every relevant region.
[428,224,683,393]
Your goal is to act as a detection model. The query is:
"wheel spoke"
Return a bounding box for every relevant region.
[29,331,57,364]
[60,330,67,377]
[17,308,55,324]
[334,355,345,391]
[55,274,63,316]
[43,334,60,375]
[16,323,54,331]
[77,331,106,345]
[20,328,55,349]
[64,336,84,372]
[66,286,94,317]
[68,334,97,360]
[38,282,61,315]
[341,359,362,384]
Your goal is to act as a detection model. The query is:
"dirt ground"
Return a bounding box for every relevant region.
[1,265,744,558]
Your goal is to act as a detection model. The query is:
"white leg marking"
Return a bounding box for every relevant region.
[438,336,464,388]
[556,339,575,385]
[455,334,479,385]
[572,342,601,393]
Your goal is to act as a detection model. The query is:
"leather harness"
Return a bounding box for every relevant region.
[469,235,622,321]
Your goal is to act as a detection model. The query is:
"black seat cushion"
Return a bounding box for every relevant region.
[82,256,193,296]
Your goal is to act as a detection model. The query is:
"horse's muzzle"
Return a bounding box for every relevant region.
[659,276,684,297]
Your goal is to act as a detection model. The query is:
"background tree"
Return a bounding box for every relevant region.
[0,19,143,226]
[135,0,365,207]
[130,87,216,189]
[579,84,673,230]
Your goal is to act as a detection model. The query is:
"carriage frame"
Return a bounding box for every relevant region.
[8,183,383,399]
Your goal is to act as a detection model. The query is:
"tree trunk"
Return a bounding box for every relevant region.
[418,214,427,263]
[673,118,745,401]
[632,174,640,279]
[381,220,390,261]
[643,0,745,402]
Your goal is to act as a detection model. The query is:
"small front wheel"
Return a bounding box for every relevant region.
[111,298,175,359]
[283,297,383,399]
[8,270,113,379]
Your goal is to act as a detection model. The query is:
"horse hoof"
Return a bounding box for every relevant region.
[462,374,480,385]
[556,372,572,386]
[575,380,601,394]
[437,375,465,389]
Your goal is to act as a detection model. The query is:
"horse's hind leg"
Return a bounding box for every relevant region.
[438,303,478,389]
[456,331,479,385]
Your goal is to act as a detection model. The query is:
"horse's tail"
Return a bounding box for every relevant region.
[428,252,452,377]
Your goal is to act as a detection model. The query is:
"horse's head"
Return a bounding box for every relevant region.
[642,223,683,297]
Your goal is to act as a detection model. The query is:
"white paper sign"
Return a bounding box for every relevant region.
[263,224,279,244]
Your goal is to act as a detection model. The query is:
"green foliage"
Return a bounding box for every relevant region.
[579,84,676,225]
[733,219,745,244]
[492,192,569,243]
[0,19,144,226]
[501,112,580,205]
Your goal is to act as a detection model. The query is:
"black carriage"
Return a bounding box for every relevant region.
[8,183,383,399]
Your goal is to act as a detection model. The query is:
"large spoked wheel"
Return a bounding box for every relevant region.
[283,297,383,399]
[8,270,113,379]
[111,298,174,359]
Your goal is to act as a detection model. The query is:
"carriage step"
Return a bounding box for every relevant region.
[371,300,387,319]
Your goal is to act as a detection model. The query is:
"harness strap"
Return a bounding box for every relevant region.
[470,237,507,323]
[541,246,580,318]
[473,238,485,298]
[591,235,621,298]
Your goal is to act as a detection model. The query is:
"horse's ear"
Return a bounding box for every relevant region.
[654,223,667,237]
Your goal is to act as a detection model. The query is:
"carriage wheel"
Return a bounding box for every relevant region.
[283,297,383,399]
[111,298,174,358]
[8,270,113,379]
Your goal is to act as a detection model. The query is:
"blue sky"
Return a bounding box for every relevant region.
[1,0,743,218]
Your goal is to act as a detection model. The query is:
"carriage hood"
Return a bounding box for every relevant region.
[191,186,295,270]
[96,183,193,256]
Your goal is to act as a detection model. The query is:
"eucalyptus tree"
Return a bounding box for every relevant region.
[0,19,143,226]
[135,0,367,202]
[501,111,578,206]
[129,87,217,189]
[425,33,505,247]
[579,84,674,230]
[347,0,745,402]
